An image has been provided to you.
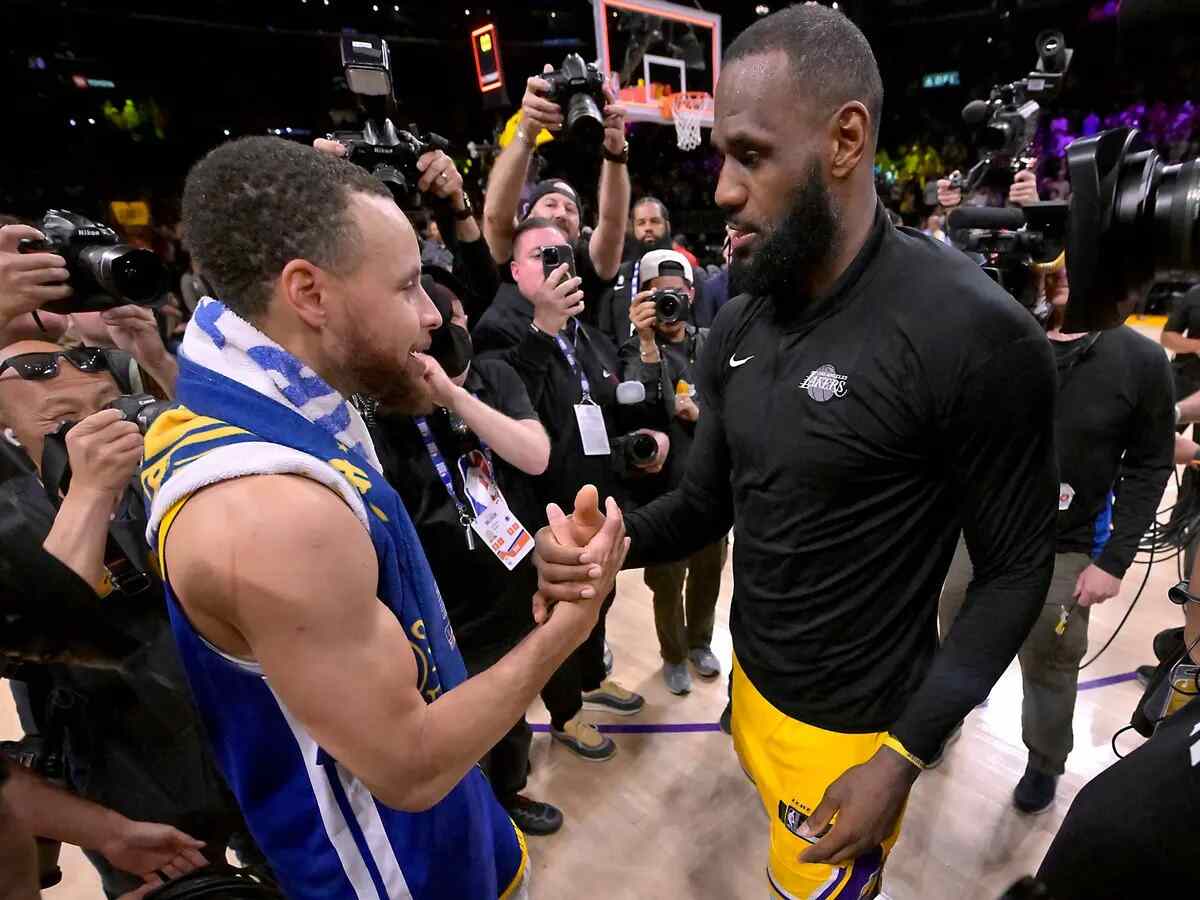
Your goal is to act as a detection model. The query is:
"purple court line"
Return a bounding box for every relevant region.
[530,722,722,734]
[1077,670,1139,692]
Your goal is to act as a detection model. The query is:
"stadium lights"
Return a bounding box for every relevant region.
[755,4,769,15]
[224,129,231,136]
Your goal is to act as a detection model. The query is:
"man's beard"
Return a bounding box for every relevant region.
[640,232,673,252]
[336,318,435,415]
[729,161,839,304]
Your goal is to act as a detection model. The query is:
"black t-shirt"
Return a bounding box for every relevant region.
[617,326,708,498]
[1050,328,1174,575]
[472,283,637,513]
[1164,284,1200,383]
[501,236,615,331]
[625,205,1060,762]
[370,358,541,655]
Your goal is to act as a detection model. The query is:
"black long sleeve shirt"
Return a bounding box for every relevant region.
[1050,327,1174,576]
[624,206,1059,762]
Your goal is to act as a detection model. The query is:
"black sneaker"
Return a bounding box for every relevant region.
[719,701,732,735]
[1013,764,1057,815]
[504,795,564,837]
[1136,664,1159,688]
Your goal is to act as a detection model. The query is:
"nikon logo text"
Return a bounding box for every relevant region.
[800,364,849,402]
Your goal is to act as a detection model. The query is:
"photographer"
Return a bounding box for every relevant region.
[314,138,499,320]
[937,173,1175,812]
[0,337,253,897]
[474,217,659,761]
[481,62,630,318]
[367,272,564,836]
[618,250,725,696]
[1159,281,1200,417]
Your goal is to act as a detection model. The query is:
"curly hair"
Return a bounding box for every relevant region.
[181,136,392,319]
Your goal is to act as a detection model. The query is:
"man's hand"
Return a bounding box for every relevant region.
[531,263,584,335]
[936,173,963,209]
[532,485,629,624]
[1074,563,1122,607]
[629,290,658,347]
[99,306,169,369]
[1008,167,1040,207]
[312,137,347,158]
[798,746,918,866]
[520,65,563,138]
[635,428,669,475]
[601,81,628,157]
[415,353,462,410]
[65,409,143,497]
[416,150,464,203]
[98,819,207,881]
[0,224,71,324]
[674,394,700,423]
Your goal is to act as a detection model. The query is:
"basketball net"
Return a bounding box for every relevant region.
[668,92,711,151]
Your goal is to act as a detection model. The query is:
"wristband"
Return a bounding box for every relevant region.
[603,140,630,165]
[881,734,927,770]
[453,194,474,221]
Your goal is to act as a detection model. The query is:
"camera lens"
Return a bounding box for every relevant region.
[1147,157,1200,272]
[372,164,418,208]
[628,433,658,467]
[565,92,605,145]
[78,245,165,306]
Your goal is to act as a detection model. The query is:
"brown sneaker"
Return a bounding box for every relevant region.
[551,717,616,762]
[582,679,645,716]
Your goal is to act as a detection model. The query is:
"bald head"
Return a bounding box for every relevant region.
[0,341,119,472]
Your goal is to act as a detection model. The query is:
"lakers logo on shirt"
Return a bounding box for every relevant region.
[800,364,849,402]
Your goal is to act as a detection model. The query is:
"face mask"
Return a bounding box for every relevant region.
[429,323,472,378]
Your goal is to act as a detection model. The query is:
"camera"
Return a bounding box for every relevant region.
[106,392,172,436]
[624,432,659,468]
[16,210,166,313]
[653,288,690,325]
[948,203,1067,313]
[959,31,1073,194]
[1061,127,1200,331]
[542,53,608,145]
[329,35,450,208]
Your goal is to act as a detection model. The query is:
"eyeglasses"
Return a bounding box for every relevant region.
[0,347,109,382]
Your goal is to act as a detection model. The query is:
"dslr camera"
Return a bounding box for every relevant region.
[959,30,1073,194]
[622,432,659,469]
[653,288,690,325]
[330,35,450,209]
[948,203,1067,314]
[17,210,166,313]
[542,53,608,145]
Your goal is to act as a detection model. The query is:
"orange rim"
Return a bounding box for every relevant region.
[659,91,712,122]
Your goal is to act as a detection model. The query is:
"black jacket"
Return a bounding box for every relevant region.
[625,205,1059,763]
[472,283,640,512]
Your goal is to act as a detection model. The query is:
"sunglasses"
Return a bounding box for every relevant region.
[0,347,110,381]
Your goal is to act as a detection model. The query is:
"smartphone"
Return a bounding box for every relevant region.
[541,244,577,283]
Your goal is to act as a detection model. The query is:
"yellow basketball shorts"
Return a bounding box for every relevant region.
[731,657,905,900]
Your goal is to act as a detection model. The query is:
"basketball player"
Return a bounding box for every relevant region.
[532,6,1059,897]
[140,137,627,899]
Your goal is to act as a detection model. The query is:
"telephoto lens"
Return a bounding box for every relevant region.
[625,432,659,468]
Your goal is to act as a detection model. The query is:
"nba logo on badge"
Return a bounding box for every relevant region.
[800,364,849,402]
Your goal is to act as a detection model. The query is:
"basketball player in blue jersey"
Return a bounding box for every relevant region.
[139,136,628,900]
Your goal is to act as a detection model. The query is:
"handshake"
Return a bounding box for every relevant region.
[531,485,631,629]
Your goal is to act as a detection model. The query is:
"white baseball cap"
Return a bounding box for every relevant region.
[638,249,693,289]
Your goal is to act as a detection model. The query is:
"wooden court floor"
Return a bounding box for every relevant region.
[4,322,1184,899]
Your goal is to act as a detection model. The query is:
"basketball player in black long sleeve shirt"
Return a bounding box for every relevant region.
[530,7,1057,897]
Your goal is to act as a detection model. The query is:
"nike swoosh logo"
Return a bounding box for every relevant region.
[729,354,755,368]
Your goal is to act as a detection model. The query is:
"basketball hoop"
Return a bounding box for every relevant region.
[664,92,712,151]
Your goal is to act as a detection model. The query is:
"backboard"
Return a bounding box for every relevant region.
[592,0,722,127]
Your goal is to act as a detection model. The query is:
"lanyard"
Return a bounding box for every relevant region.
[554,328,593,402]
[413,415,477,550]
[629,258,641,340]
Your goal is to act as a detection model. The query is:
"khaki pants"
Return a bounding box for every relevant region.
[644,537,727,664]
[939,538,1092,776]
